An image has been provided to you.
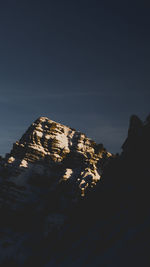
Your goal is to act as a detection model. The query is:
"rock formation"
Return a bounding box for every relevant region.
[0,117,111,208]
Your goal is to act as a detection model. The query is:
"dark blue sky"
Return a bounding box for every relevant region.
[0,0,150,155]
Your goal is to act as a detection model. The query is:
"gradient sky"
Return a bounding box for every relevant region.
[0,0,150,156]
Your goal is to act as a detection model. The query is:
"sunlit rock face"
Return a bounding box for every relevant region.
[0,117,111,212]
[9,116,110,164]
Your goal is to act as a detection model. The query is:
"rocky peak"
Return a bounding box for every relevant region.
[122,115,143,152]
[7,116,110,167]
[0,117,111,208]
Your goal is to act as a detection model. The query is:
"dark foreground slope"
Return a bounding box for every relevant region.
[0,115,150,266]
[44,114,150,267]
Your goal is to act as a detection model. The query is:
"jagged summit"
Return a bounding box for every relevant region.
[7,116,110,165]
[0,116,111,209]
[37,116,52,121]
[34,116,69,129]
[35,116,72,127]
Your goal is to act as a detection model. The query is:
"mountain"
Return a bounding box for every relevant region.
[0,116,111,266]
[0,115,149,266]
[0,116,111,208]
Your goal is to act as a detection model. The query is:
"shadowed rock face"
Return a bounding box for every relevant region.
[122,114,143,153]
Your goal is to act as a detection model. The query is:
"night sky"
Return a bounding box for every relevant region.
[0,0,150,155]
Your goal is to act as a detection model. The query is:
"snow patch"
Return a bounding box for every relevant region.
[45,134,51,139]
[19,160,28,168]
[55,133,69,150]
[63,169,73,180]
[35,130,43,138]
[7,157,15,163]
